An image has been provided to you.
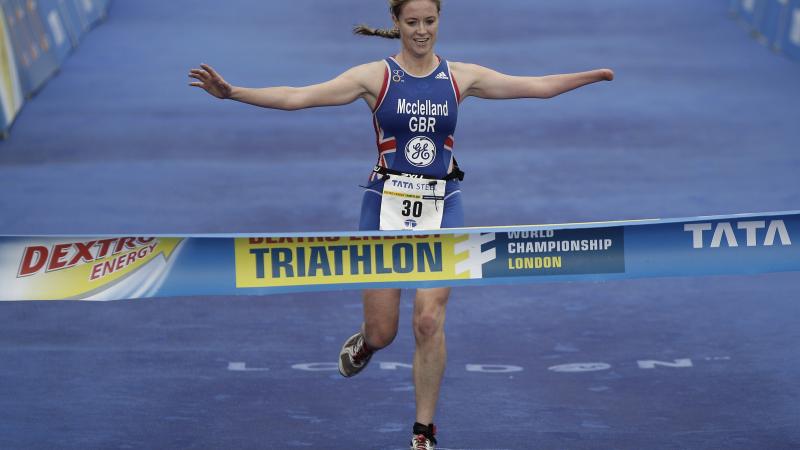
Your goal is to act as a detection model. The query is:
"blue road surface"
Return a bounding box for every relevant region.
[1,1,800,449]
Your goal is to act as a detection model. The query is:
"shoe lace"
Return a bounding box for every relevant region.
[351,335,371,364]
[413,434,431,450]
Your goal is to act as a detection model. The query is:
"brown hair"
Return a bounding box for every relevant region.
[354,0,442,40]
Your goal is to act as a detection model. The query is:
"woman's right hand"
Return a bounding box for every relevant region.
[189,64,233,99]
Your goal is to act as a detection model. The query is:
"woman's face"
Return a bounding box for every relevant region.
[394,0,439,58]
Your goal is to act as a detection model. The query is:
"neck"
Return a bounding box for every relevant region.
[395,50,438,76]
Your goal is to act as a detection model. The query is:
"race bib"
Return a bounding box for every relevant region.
[379,174,446,230]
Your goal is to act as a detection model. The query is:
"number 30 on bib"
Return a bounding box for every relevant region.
[379,174,446,230]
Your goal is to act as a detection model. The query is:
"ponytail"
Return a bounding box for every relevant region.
[354,0,441,40]
[353,24,401,39]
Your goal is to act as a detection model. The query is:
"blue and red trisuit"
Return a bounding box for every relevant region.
[359,56,465,231]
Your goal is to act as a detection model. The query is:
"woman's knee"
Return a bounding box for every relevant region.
[362,288,400,349]
[364,319,398,349]
[413,313,443,338]
[413,288,450,339]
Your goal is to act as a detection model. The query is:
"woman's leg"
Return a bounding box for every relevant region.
[340,191,402,376]
[411,287,450,424]
[362,288,402,350]
[338,288,401,377]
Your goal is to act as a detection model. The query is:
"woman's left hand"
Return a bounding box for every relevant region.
[188,64,233,99]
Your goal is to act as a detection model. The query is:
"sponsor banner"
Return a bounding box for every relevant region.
[1,0,60,95]
[0,211,798,301]
[0,1,23,133]
[1,237,184,300]
[236,235,471,289]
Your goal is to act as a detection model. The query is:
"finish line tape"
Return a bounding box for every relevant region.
[1,210,798,301]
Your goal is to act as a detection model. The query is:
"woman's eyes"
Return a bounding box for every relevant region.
[405,19,436,26]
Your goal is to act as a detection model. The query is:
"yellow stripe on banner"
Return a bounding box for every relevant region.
[235,235,472,288]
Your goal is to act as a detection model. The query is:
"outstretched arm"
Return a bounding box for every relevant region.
[189,62,383,110]
[451,63,613,100]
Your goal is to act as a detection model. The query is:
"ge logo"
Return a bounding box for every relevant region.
[404,136,436,167]
[392,69,405,83]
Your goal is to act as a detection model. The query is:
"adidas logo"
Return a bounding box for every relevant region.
[435,71,449,80]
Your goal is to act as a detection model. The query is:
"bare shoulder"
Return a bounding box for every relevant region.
[449,61,484,75]
[448,61,486,93]
[354,60,388,74]
[448,61,492,80]
[342,61,387,95]
[344,61,387,83]
[336,61,387,107]
[448,61,472,72]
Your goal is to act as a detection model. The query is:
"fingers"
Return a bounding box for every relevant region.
[200,63,220,79]
[188,63,229,98]
[189,68,209,81]
[188,64,217,81]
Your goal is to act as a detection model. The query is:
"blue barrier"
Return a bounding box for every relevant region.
[55,0,87,46]
[37,0,73,64]
[0,1,23,137]
[0,0,60,96]
[732,0,800,61]
[69,0,107,35]
[733,0,768,32]
[757,0,788,47]
[0,0,109,138]
[777,0,800,58]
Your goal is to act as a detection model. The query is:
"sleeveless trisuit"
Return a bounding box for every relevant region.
[359,56,464,230]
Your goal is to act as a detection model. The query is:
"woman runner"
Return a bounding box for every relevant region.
[189,1,613,448]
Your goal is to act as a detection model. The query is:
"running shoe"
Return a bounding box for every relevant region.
[410,423,437,450]
[338,331,373,377]
[410,434,436,450]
